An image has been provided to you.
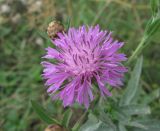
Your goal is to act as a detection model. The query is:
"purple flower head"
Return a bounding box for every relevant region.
[42,25,127,108]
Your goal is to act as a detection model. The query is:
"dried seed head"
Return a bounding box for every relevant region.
[47,21,65,39]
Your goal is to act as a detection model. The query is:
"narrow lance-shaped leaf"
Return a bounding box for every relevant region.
[141,88,160,105]
[120,56,143,105]
[62,108,73,128]
[144,18,160,39]
[65,17,71,31]
[79,113,115,131]
[132,119,160,131]
[98,109,117,131]
[31,100,60,125]
[128,1,160,63]
[150,0,160,17]
[38,31,49,39]
[119,105,151,116]
[126,121,147,130]
[72,111,88,131]
[118,123,127,131]
[145,0,160,39]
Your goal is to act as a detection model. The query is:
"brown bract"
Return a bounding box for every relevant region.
[45,125,68,131]
[47,21,65,39]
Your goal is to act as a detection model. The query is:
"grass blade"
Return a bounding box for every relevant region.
[62,108,73,128]
[31,100,60,125]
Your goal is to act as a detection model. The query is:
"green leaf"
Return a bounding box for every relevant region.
[37,30,49,40]
[0,26,12,37]
[132,119,160,131]
[113,109,130,123]
[145,18,160,39]
[129,83,142,104]
[79,113,116,131]
[120,56,143,105]
[151,26,160,42]
[31,100,60,124]
[119,105,151,116]
[62,108,72,128]
[66,17,71,31]
[126,121,147,130]
[118,123,127,131]
[98,111,117,131]
[72,111,88,131]
[150,0,160,17]
[141,88,160,104]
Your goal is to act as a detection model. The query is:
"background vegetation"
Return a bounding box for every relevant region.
[0,0,160,131]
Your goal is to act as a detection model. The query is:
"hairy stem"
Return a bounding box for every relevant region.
[127,37,147,64]
[72,110,88,131]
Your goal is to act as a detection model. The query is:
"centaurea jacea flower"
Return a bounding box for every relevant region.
[42,25,127,108]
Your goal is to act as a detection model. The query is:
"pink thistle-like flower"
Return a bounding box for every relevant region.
[42,25,127,108]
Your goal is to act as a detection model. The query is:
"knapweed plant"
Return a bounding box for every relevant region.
[31,1,160,131]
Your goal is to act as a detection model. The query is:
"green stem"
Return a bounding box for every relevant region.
[72,93,100,131]
[72,110,88,131]
[127,37,147,64]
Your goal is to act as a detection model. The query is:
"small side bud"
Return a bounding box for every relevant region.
[47,21,65,39]
[45,125,67,131]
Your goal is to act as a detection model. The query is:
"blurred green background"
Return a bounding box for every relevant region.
[0,0,160,130]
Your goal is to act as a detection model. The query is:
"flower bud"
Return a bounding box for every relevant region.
[47,21,65,39]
